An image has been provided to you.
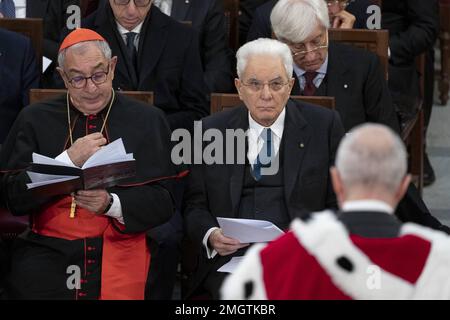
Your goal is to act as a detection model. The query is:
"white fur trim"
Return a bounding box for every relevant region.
[290,211,415,299]
[399,223,450,299]
[220,244,268,300]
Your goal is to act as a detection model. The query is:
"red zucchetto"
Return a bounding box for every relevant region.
[59,28,107,52]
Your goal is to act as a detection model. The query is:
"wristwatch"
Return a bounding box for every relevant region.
[103,193,114,213]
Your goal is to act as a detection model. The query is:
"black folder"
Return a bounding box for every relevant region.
[27,160,136,197]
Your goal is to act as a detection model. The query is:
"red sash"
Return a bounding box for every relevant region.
[32,196,150,300]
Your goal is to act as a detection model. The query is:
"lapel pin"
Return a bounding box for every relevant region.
[185,0,189,3]
[344,84,348,89]
[299,143,304,148]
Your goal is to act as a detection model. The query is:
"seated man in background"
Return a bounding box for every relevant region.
[0,28,176,299]
[270,0,400,133]
[223,123,450,300]
[183,38,345,299]
[82,0,209,132]
[0,28,39,144]
[247,0,377,41]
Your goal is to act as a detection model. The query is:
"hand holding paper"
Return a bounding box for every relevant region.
[209,229,249,256]
[217,217,284,243]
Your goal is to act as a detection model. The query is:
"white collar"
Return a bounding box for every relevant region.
[342,200,394,215]
[116,20,144,35]
[248,107,285,140]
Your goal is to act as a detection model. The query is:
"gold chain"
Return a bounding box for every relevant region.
[66,88,115,145]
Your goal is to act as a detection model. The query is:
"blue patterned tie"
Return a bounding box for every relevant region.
[252,128,273,181]
[0,0,16,18]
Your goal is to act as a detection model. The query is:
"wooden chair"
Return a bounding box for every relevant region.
[328,28,389,80]
[222,0,240,52]
[0,18,43,73]
[29,89,154,106]
[439,0,450,105]
[210,93,335,114]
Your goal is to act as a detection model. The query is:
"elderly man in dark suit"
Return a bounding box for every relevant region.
[183,38,345,299]
[268,0,399,133]
[157,0,234,93]
[247,0,376,41]
[82,0,209,132]
[0,28,39,144]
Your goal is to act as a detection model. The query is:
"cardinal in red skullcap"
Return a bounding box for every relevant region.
[0,25,178,300]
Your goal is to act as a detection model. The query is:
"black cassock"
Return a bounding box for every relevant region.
[0,92,177,299]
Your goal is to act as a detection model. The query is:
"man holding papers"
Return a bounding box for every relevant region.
[183,38,345,299]
[0,28,176,299]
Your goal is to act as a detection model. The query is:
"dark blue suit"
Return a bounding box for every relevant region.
[0,28,39,144]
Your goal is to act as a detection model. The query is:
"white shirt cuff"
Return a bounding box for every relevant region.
[55,151,77,167]
[104,193,124,224]
[203,227,219,259]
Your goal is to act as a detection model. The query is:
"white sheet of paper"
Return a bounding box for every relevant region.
[32,153,76,167]
[82,138,134,169]
[42,56,52,73]
[217,217,284,243]
[217,256,244,273]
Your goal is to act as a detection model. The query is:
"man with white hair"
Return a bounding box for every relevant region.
[268,0,399,133]
[183,37,345,299]
[222,124,450,300]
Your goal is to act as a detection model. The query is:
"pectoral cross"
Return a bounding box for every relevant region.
[70,195,76,218]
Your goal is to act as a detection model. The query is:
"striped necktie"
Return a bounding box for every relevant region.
[0,0,16,18]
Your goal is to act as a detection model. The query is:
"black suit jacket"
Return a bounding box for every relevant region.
[183,99,345,296]
[171,0,234,93]
[82,4,209,131]
[338,210,402,238]
[0,28,39,144]
[26,0,79,88]
[382,0,439,112]
[246,0,374,42]
[26,0,79,61]
[292,42,400,133]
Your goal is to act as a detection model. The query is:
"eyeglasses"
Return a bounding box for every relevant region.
[65,65,110,89]
[287,32,329,59]
[324,0,353,9]
[113,0,152,7]
[241,79,290,92]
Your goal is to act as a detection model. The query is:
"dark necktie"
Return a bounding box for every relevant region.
[125,32,138,71]
[0,0,16,18]
[302,71,318,96]
[252,128,273,181]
